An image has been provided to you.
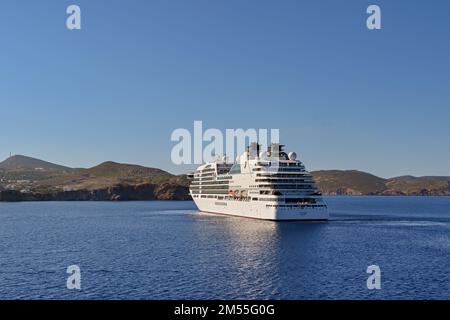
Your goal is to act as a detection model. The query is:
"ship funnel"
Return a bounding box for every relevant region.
[248,142,260,158]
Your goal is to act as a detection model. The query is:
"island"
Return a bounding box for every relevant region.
[0,155,449,202]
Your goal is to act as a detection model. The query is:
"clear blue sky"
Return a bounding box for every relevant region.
[1,0,449,177]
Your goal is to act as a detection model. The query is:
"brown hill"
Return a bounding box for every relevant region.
[0,155,70,171]
[38,161,178,192]
[0,156,187,199]
[86,161,170,178]
[311,170,387,195]
[384,176,450,196]
[311,171,450,196]
[1,154,449,200]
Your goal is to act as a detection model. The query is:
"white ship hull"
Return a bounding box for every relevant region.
[189,143,329,221]
[193,197,329,221]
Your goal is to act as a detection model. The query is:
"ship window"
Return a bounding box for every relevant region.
[228,164,241,174]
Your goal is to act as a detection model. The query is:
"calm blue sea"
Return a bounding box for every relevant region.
[1,197,450,300]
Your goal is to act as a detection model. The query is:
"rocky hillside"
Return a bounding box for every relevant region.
[1,155,449,201]
[0,183,190,202]
[0,155,71,171]
[311,170,387,195]
[0,155,190,201]
[311,170,450,196]
[384,176,450,196]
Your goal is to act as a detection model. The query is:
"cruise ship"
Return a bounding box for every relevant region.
[188,143,328,221]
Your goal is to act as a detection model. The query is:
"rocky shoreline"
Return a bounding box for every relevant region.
[0,183,191,202]
[1,185,449,202]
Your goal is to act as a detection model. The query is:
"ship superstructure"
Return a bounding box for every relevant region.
[188,143,328,220]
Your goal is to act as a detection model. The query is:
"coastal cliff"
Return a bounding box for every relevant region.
[0,155,191,202]
[0,183,190,202]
